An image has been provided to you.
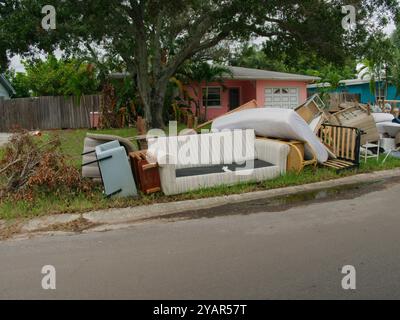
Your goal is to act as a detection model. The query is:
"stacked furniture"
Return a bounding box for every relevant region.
[332,105,379,145]
[211,107,329,163]
[82,140,138,198]
[295,94,338,131]
[256,137,317,173]
[82,133,138,179]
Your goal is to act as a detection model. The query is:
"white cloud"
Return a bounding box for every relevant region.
[9,55,25,72]
[9,49,63,73]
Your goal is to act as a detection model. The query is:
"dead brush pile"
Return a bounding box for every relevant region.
[0,130,92,201]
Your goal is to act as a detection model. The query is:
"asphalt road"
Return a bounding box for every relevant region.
[1,179,400,299]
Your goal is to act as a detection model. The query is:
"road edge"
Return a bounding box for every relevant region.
[5,167,399,237]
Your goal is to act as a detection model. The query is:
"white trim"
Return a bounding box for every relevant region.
[307,78,378,89]
[206,106,223,109]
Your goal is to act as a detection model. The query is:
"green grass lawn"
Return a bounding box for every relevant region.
[1,136,400,221]
[40,127,139,167]
[1,126,400,220]
[40,124,188,167]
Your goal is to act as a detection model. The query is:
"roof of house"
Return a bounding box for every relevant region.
[307,78,374,89]
[225,66,320,82]
[0,74,16,96]
[108,66,320,83]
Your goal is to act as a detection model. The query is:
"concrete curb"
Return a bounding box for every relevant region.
[6,168,400,233]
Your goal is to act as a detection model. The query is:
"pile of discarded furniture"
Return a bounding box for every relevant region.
[209,94,366,172]
[298,94,400,165]
[82,129,290,197]
[295,95,372,169]
[81,93,400,197]
[82,133,164,197]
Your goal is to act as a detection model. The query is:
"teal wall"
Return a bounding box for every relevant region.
[308,82,400,104]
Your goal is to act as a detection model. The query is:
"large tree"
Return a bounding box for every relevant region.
[1,0,399,127]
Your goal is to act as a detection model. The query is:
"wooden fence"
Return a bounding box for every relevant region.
[0,95,102,131]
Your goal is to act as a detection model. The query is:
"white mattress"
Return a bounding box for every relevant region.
[372,113,395,123]
[212,108,328,163]
[376,122,400,137]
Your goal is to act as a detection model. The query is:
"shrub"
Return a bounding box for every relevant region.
[0,130,92,201]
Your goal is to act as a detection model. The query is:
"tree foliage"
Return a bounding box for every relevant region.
[6,55,99,97]
[1,0,399,127]
[359,30,400,100]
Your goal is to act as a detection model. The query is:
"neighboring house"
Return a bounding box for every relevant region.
[0,74,16,100]
[307,79,399,104]
[185,66,320,120]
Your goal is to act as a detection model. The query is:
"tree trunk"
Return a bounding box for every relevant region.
[136,74,168,129]
[140,95,165,129]
[204,85,209,121]
[192,85,201,118]
[149,97,165,129]
[149,81,168,129]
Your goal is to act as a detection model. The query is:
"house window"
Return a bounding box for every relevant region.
[202,87,221,107]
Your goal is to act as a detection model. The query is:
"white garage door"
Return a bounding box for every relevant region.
[264,87,299,109]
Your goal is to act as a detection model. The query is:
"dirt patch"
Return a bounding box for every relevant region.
[0,222,23,240]
[32,217,100,234]
[0,217,101,241]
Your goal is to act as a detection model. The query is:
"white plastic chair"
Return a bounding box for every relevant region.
[361,140,380,163]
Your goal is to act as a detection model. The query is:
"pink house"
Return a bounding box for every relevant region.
[186,66,320,120]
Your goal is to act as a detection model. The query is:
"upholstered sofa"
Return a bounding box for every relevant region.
[147,130,290,195]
